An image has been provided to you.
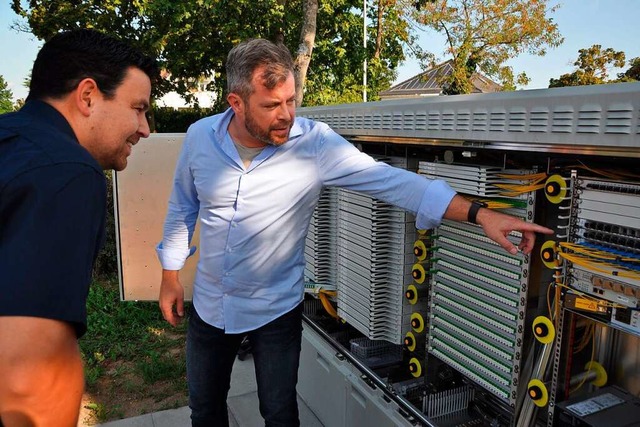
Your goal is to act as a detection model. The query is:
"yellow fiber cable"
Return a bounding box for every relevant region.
[559,242,640,263]
[574,323,593,353]
[570,326,596,394]
[483,200,516,209]
[546,281,554,319]
[565,161,640,181]
[496,172,548,182]
[573,322,591,353]
[494,183,546,192]
[493,172,548,196]
[318,291,339,319]
[558,252,640,280]
[319,289,337,297]
[467,198,518,210]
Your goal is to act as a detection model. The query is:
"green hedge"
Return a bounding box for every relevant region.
[153,106,219,133]
[94,171,117,279]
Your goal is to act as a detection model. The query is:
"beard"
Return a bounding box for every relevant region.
[244,109,292,147]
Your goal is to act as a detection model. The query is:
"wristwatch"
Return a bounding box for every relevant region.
[467,201,486,224]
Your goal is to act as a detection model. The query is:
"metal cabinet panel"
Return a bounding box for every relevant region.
[298,326,349,427]
[299,325,416,427]
[345,372,414,427]
[113,133,198,301]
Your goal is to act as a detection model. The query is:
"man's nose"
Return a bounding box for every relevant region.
[277,103,292,121]
[139,115,151,137]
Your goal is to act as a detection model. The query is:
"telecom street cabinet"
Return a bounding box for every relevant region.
[115,82,640,426]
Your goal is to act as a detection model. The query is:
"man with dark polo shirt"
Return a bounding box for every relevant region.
[0,29,157,426]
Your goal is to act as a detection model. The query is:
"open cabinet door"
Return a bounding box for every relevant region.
[113,133,199,301]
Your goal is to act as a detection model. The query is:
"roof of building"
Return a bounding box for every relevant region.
[380,60,502,99]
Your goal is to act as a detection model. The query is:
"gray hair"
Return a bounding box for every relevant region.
[226,39,294,101]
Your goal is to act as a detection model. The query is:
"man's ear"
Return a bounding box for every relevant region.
[227,92,244,114]
[75,78,99,117]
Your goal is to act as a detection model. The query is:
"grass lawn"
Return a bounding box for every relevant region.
[78,278,189,425]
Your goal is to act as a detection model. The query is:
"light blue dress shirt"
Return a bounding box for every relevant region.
[157,108,456,333]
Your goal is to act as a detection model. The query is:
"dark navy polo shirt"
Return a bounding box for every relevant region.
[0,100,107,337]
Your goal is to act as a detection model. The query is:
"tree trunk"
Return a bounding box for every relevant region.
[293,0,318,107]
[373,0,384,60]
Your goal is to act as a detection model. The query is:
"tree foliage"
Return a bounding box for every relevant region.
[548,45,629,88]
[11,0,567,104]
[0,75,15,114]
[11,0,276,107]
[11,0,412,106]
[617,57,640,83]
[412,0,563,94]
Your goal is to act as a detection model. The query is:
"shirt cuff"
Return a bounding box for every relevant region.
[415,179,456,230]
[156,242,197,271]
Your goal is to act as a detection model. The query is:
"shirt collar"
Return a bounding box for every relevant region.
[20,99,78,142]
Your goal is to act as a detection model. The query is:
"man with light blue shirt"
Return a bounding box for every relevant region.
[157,39,552,427]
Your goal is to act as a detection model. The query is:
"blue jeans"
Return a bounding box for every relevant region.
[187,303,303,427]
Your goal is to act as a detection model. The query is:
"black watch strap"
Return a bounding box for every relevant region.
[467,201,485,224]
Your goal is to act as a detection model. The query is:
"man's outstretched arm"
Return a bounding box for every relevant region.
[443,194,554,255]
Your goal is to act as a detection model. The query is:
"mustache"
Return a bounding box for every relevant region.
[271,120,292,129]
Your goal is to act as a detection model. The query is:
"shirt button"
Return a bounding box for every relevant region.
[224,272,230,277]
[231,222,237,228]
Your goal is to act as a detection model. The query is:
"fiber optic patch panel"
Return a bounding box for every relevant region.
[304,187,339,290]
[565,177,640,310]
[336,186,418,344]
[304,156,426,345]
[421,162,537,407]
[300,154,433,395]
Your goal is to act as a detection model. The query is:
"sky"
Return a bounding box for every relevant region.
[1,0,639,102]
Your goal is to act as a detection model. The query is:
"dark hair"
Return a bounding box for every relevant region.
[226,39,294,101]
[27,29,158,101]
